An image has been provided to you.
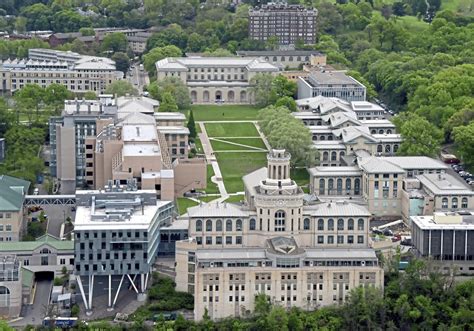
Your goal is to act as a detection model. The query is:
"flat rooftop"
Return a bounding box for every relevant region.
[122,143,161,156]
[381,156,448,170]
[411,214,474,230]
[308,71,364,86]
[122,124,157,142]
[417,173,474,195]
[308,166,361,177]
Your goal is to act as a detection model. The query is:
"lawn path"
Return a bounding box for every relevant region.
[198,122,229,202]
[209,137,267,151]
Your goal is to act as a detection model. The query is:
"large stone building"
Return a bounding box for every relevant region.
[155,57,279,104]
[298,71,367,101]
[249,2,318,46]
[0,49,122,95]
[411,212,474,275]
[236,50,326,70]
[74,187,174,313]
[0,175,30,242]
[175,149,383,320]
[50,96,206,197]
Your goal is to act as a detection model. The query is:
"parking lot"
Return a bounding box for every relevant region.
[27,205,75,238]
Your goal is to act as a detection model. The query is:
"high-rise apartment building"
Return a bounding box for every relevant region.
[249,2,318,46]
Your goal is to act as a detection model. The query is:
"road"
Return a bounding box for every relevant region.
[10,280,52,327]
[127,64,149,94]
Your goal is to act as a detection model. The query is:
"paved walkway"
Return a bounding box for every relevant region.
[254,122,272,151]
[198,122,229,201]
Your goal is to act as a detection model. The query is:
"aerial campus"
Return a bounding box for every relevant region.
[0,0,473,330]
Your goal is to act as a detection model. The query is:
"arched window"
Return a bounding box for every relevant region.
[387,129,392,134]
[462,197,468,208]
[320,136,326,141]
[377,145,382,153]
[275,210,286,232]
[346,178,351,194]
[331,151,337,161]
[41,248,51,254]
[319,179,325,195]
[385,145,391,153]
[371,130,376,134]
[340,151,345,158]
[357,219,364,231]
[337,179,343,195]
[236,219,242,231]
[328,219,334,231]
[442,198,448,208]
[0,286,10,307]
[452,198,458,209]
[312,135,317,141]
[318,219,324,230]
[323,152,329,161]
[394,144,399,153]
[304,218,310,230]
[354,178,361,195]
[348,218,354,230]
[328,135,333,141]
[337,219,344,231]
[216,220,222,231]
[249,219,256,231]
[273,56,277,61]
[328,179,334,194]
[226,219,232,231]
[195,220,202,232]
[379,129,384,134]
[206,220,212,232]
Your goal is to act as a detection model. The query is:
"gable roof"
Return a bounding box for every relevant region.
[0,175,30,211]
[0,234,73,252]
[358,156,405,174]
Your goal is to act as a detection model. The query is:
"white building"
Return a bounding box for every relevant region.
[155,57,279,104]
[298,71,366,101]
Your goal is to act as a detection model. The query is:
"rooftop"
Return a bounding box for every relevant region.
[0,234,72,252]
[308,166,361,177]
[380,156,448,171]
[411,213,474,230]
[122,143,161,156]
[417,173,474,196]
[358,156,405,174]
[187,201,250,218]
[308,71,365,87]
[304,201,371,217]
[0,175,30,211]
[155,57,279,72]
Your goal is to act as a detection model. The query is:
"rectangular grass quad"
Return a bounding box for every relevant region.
[205,122,259,138]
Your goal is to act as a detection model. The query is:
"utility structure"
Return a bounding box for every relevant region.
[73,179,173,314]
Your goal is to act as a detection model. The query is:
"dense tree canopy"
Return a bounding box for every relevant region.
[105,80,138,97]
[147,77,190,110]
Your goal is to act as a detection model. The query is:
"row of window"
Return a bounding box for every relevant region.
[196,236,242,246]
[0,225,12,231]
[441,197,469,209]
[0,213,12,219]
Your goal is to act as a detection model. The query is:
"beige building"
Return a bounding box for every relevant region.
[0,175,30,242]
[175,150,383,320]
[309,156,451,219]
[155,57,279,104]
[0,49,122,95]
[236,51,326,70]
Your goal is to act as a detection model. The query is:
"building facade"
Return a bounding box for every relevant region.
[175,150,383,320]
[155,57,279,104]
[298,71,367,101]
[411,212,474,275]
[74,187,174,313]
[236,50,326,69]
[0,175,30,242]
[0,49,122,95]
[249,3,318,46]
[0,256,22,318]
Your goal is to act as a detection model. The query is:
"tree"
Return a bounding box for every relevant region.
[393,113,443,157]
[44,83,73,112]
[265,35,279,51]
[101,32,128,53]
[143,45,182,76]
[104,80,138,97]
[79,27,95,36]
[453,122,474,168]
[83,91,98,100]
[111,52,130,74]
[14,84,45,121]
[258,106,318,168]
[275,96,297,112]
[250,74,296,107]
[187,110,197,142]
[147,77,190,110]
[159,92,178,112]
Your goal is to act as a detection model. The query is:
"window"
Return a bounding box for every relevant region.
[377,145,382,153]
[348,219,354,230]
[346,179,351,194]
[331,151,337,161]
[328,219,334,231]
[249,218,256,230]
[216,236,222,245]
[452,198,458,209]
[226,236,232,245]
[0,286,10,307]
[357,236,364,244]
[303,218,310,230]
[5,225,11,232]
[337,179,342,195]
[317,236,324,244]
[206,220,212,232]
[236,219,242,231]
[318,219,324,231]
[328,236,334,244]
[319,179,325,195]
[337,219,344,231]
[337,235,344,244]
[196,220,202,232]
[442,198,448,209]
[357,219,364,231]
[275,210,285,232]
[462,197,468,208]
[348,235,354,244]
[216,220,222,231]
[328,179,334,194]
[354,178,361,195]
[206,237,212,245]
[226,219,232,231]
[236,236,242,244]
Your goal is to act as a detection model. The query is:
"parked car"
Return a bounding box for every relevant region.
[391,234,402,242]
[383,228,393,236]
[401,238,412,246]
[371,228,383,235]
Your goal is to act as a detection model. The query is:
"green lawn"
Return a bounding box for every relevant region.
[194,137,204,154]
[176,198,199,215]
[225,195,245,203]
[185,105,260,121]
[205,122,260,138]
[205,164,219,194]
[215,152,267,193]
[224,138,267,149]
[210,138,266,151]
